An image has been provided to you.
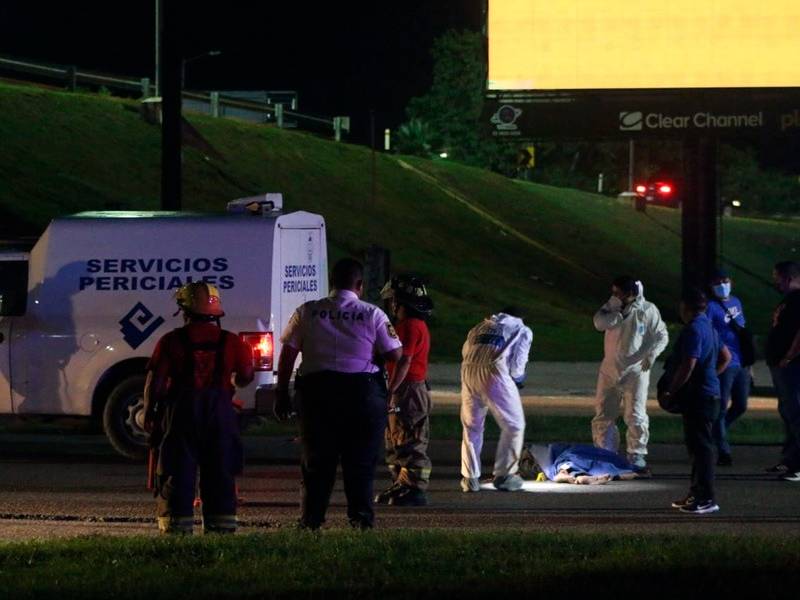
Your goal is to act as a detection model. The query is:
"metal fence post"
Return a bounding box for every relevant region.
[275,103,284,128]
[66,66,77,91]
[140,77,151,98]
[210,91,220,118]
[333,116,349,142]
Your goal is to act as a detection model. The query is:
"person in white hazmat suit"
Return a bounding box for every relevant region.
[592,276,669,471]
[460,307,533,492]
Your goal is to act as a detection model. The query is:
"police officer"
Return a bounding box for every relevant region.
[143,282,254,534]
[276,258,402,529]
[375,275,434,507]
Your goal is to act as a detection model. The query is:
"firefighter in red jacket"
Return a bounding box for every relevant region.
[143,282,254,534]
[375,275,434,506]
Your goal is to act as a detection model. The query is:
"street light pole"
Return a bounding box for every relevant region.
[154,0,162,96]
[160,0,181,211]
[181,50,221,91]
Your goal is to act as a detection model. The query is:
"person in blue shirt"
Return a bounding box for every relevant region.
[707,269,751,466]
[659,288,731,515]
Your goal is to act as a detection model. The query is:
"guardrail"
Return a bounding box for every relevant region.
[0,55,350,140]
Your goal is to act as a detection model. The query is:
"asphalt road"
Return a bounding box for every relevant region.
[0,361,785,541]
[0,437,798,541]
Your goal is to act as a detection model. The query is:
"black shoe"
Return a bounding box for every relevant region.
[679,499,720,514]
[374,483,401,504]
[296,519,322,531]
[671,495,694,509]
[349,518,374,530]
[388,486,429,507]
[717,453,733,467]
[765,463,789,473]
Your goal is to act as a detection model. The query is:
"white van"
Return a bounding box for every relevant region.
[0,195,327,458]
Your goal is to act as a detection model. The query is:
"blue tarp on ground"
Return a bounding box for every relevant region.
[529,443,636,480]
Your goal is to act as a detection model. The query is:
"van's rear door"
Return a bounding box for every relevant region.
[276,225,326,345]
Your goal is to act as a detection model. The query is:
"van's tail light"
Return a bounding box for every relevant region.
[240,332,274,371]
[635,184,647,194]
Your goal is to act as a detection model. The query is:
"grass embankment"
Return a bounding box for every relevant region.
[1,81,797,359]
[1,531,799,598]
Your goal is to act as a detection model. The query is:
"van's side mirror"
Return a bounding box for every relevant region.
[0,260,28,316]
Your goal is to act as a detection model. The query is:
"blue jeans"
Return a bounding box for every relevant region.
[712,365,751,455]
[770,363,800,470]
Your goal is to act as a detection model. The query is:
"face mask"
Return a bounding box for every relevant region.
[713,283,731,298]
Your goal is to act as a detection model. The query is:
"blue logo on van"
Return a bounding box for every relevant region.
[119,302,165,349]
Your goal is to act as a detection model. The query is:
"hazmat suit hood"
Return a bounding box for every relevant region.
[594,280,668,376]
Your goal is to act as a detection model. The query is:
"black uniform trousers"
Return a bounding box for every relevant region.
[157,391,242,534]
[682,394,721,502]
[297,371,387,529]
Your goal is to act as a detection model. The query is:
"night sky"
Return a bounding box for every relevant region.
[0,1,483,142]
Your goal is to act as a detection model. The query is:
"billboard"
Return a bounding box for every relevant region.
[488,0,800,91]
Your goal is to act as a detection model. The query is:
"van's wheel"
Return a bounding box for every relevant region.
[103,374,149,460]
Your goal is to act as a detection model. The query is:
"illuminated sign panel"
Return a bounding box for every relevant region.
[488,0,800,90]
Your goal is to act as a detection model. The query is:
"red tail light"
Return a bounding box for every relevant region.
[659,184,672,194]
[240,332,274,371]
[635,184,646,194]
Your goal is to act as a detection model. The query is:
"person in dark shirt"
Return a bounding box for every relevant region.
[660,288,731,515]
[144,282,254,535]
[765,261,800,481]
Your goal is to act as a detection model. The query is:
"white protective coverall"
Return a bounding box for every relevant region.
[460,313,533,479]
[591,285,669,458]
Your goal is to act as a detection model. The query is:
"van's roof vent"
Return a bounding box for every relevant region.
[227,193,283,215]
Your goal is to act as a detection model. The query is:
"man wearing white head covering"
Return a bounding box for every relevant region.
[592,276,668,471]
[460,307,533,492]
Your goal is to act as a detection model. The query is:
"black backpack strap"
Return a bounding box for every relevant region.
[212,330,229,388]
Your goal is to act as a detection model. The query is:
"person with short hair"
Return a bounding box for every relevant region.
[276,258,403,529]
[707,268,751,466]
[591,276,669,472]
[143,282,254,534]
[766,261,800,481]
[460,307,533,493]
[660,288,731,515]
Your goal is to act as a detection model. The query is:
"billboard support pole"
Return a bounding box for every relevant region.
[627,139,634,192]
[681,136,718,292]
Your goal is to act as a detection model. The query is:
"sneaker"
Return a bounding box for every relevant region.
[493,474,525,492]
[716,453,733,467]
[388,486,429,507]
[628,453,648,470]
[374,483,401,504]
[460,477,480,493]
[680,499,720,514]
[671,495,694,509]
[778,471,800,482]
[765,463,789,473]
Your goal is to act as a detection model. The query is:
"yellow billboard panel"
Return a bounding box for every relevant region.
[488,0,800,90]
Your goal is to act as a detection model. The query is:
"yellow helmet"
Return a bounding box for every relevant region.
[174,282,224,317]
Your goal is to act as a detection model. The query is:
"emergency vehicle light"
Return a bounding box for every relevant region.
[240,332,274,371]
